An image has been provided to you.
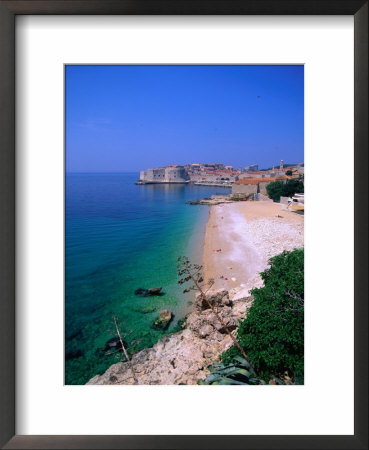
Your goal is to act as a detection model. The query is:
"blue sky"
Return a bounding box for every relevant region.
[65,65,304,172]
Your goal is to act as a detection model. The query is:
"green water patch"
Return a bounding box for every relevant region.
[65,205,209,385]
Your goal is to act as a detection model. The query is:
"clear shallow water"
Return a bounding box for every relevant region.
[65,173,231,384]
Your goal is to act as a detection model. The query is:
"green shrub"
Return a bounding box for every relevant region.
[282,179,304,198]
[266,179,304,201]
[221,248,304,383]
[266,180,284,201]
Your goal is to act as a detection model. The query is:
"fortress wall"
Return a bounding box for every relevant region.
[164,167,189,182]
[140,166,189,183]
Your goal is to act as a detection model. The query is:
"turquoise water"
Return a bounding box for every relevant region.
[65,173,231,384]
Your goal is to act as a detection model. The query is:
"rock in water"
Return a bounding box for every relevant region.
[104,337,126,352]
[135,288,149,296]
[66,348,83,360]
[135,287,163,296]
[152,309,173,330]
[148,287,162,296]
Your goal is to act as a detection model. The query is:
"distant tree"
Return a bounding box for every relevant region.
[266,179,304,202]
[286,170,293,176]
[282,179,304,198]
[266,180,284,201]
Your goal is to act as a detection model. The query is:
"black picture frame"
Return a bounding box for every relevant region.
[0,1,367,449]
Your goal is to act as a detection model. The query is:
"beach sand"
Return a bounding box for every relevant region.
[203,201,304,299]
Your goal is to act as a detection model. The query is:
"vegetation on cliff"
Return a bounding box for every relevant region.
[221,248,304,383]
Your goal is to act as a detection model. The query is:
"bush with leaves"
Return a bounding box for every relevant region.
[221,248,304,383]
[282,179,304,198]
[266,180,284,202]
[266,179,304,202]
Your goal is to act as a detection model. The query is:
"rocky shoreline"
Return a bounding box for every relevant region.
[186,195,233,206]
[186,193,272,206]
[87,289,252,385]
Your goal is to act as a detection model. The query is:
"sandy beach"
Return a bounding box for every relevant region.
[203,201,304,299]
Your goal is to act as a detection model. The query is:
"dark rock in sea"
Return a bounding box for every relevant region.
[152,309,174,330]
[148,287,162,296]
[135,287,164,297]
[66,348,83,361]
[105,337,120,350]
[135,288,149,296]
[105,336,121,349]
[104,336,127,353]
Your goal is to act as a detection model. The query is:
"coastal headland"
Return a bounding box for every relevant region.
[87,201,303,385]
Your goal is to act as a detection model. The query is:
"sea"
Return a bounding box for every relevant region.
[65,172,231,384]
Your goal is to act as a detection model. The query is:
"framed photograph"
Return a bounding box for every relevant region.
[0,1,367,449]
